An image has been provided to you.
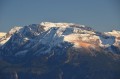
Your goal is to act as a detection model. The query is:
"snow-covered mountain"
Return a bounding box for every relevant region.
[0,22,120,79]
[0,32,6,45]
[0,32,6,37]
[0,27,22,46]
[0,22,120,55]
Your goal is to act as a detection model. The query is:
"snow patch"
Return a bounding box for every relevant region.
[0,32,6,38]
[105,30,120,37]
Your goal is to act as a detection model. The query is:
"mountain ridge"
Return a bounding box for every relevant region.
[0,22,120,79]
[0,22,120,54]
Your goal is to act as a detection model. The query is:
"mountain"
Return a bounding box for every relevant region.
[0,22,120,79]
[0,27,22,46]
[0,32,6,45]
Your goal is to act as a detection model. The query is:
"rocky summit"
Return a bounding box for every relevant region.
[0,22,120,79]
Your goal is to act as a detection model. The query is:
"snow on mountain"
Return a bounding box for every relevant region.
[0,22,120,79]
[0,37,10,46]
[105,30,120,37]
[8,26,22,35]
[0,32,6,38]
[0,32,7,45]
[104,30,120,47]
[0,27,22,46]
[0,22,120,56]
[99,36,115,45]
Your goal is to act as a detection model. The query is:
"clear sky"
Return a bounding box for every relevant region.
[0,0,120,32]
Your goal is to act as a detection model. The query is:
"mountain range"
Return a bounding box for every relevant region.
[0,22,120,79]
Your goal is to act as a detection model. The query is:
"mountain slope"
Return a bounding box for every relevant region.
[0,27,22,46]
[0,22,120,79]
[0,22,120,55]
[0,32,6,37]
[0,32,6,45]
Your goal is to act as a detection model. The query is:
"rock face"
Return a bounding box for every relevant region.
[0,22,120,79]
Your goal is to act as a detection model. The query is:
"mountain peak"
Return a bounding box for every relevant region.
[0,22,120,54]
[105,30,120,37]
[8,26,22,35]
[40,22,85,28]
[41,22,74,27]
[0,22,120,79]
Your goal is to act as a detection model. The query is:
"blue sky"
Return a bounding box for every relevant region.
[0,0,120,32]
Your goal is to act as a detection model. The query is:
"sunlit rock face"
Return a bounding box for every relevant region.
[0,22,120,79]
